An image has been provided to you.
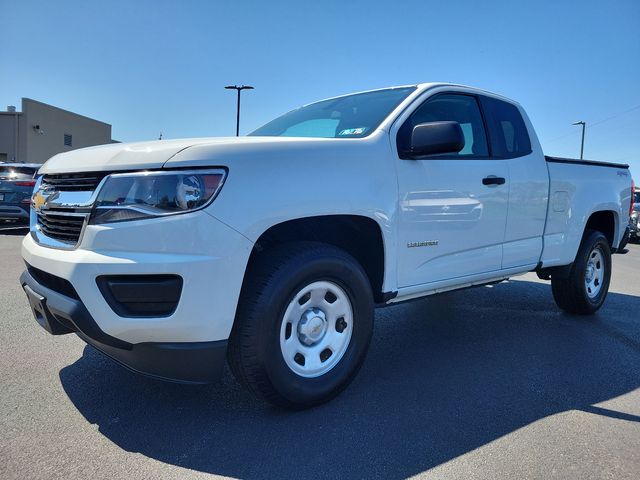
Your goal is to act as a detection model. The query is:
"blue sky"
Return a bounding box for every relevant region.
[1,0,638,175]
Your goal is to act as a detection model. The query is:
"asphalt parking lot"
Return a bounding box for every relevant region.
[1,226,639,480]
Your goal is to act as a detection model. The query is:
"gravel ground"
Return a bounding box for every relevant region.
[1,226,639,479]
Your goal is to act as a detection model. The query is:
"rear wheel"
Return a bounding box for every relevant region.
[551,230,611,315]
[227,242,374,409]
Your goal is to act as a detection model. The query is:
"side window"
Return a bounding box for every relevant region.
[397,93,489,158]
[480,96,532,157]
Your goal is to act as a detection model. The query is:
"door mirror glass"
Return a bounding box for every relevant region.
[410,121,465,157]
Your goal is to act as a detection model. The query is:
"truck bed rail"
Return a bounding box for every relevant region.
[545,156,629,169]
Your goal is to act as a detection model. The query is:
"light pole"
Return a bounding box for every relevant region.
[225,85,254,136]
[572,121,586,160]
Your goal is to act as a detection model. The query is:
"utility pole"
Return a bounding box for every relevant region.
[224,85,254,136]
[572,121,586,159]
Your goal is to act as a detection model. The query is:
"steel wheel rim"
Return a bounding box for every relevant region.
[279,280,354,378]
[584,246,605,299]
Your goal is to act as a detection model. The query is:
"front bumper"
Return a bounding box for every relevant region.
[22,210,253,344]
[21,268,227,383]
[20,209,253,383]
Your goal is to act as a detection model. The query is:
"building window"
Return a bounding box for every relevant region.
[64,134,72,147]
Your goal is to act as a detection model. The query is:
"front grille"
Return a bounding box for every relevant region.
[36,212,86,243]
[34,171,112,247]
[41,173,106,191]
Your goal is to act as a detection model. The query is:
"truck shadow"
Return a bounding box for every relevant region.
[59,280,640,479]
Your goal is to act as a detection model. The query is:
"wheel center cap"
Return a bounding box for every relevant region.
[586,264,595,282]
[298,308,327,345]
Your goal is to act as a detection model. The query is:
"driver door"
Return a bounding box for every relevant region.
[395,93,509,287]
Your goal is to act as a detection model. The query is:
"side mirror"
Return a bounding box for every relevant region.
[410,121,465,157]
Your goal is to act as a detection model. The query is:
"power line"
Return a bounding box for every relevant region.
[589,104,640,128]
[545,104,640,144]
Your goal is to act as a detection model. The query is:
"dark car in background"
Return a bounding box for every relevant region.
[0,163,39,225]
[630,188,640,243]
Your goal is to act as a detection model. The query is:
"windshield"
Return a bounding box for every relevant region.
[249,87,416,139]
[634,191,640,205]
[0,166,37,180]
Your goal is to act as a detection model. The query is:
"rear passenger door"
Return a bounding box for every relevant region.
[478,96,549,269]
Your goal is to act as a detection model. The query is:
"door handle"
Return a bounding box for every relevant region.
[482,176,506,186]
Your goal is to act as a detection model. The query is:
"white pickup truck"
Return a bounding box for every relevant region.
[20,83,634,408]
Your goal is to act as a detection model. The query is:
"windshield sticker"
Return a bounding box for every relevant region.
[338,127,367,136]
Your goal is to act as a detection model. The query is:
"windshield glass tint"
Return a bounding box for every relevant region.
[250,87,416,138]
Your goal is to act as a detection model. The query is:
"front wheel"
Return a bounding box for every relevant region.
[551,230,612,315]
[227,242,374,409]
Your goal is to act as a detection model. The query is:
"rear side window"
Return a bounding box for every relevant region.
[480,96,532,158]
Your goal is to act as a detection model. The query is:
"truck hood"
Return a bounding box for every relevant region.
[38,138,225,174]
[38,136,370,174]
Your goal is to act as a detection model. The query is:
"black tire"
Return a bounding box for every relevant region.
[551,229,611,315]
[227,241,374,409]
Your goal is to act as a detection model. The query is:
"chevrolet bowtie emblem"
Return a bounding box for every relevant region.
[32,191,46,211]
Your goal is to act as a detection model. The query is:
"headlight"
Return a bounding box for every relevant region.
[91,169,226,224]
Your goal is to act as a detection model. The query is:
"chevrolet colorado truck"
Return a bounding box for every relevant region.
[20,83,634,408]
